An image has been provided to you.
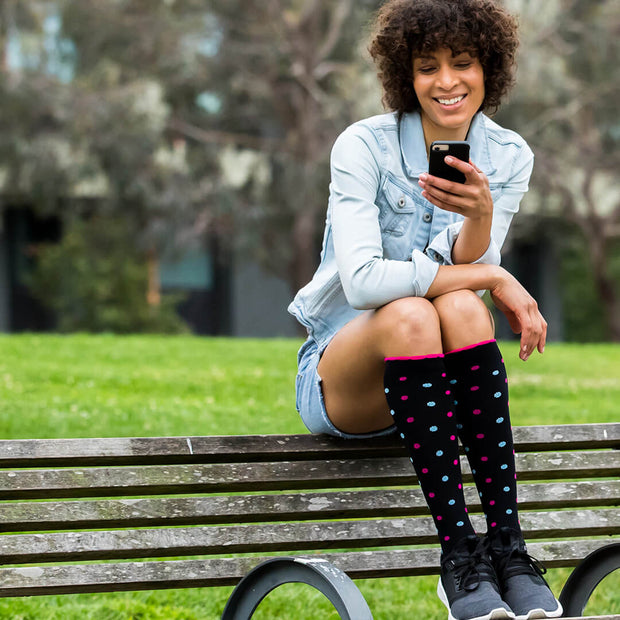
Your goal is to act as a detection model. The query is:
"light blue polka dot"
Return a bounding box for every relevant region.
[409,457,414,464]
[499,441,507,448]
[442,475,449,482]
[450,379,457,384]
[400,433,405,439]
[390,410,395,416]
[506,509,513,515]
[465,447,470,452]
[385,388,390,393]
[456,424,463,430]
[436,450,444,457]
[479,492,483,497]
[501,464,508,470]
[423,382,432,388]
[494,392,502,398]
[492,370,500,376]
[456,521,464,527]
[430,425,438,432]
[472,469,477,475]
[427,401,436,407]
[504,486,510,492]
[496,417,504,424]
[449,499,456,506]
[454,400,459,405]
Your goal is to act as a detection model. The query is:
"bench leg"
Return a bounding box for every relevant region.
[559,543,620,617]
[221,557,373,620]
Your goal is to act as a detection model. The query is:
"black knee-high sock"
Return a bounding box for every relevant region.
[384,355,476,552]
[444,339,519,532]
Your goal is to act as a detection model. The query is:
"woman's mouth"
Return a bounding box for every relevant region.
[434,94,466,107]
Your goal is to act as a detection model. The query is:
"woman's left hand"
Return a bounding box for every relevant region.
[418,157,492,221]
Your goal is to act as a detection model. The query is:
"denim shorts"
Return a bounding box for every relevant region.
[295,338,397,439]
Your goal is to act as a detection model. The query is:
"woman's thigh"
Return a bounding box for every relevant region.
[316,297,443,434]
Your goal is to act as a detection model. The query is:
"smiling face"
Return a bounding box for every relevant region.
[412,47,485,151]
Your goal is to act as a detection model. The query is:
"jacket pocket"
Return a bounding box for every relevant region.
[377,177,416,237]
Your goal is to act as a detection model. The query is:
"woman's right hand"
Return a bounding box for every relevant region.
[490,270,547,361]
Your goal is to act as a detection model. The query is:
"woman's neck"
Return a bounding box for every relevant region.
[421,115,472,155]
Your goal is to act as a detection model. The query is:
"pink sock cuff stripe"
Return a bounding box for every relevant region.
[445,339,497,355]
[385,353,445,361]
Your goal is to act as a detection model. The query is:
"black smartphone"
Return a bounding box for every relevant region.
[428,141,470,184]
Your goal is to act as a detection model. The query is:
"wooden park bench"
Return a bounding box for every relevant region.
[1,422,619,619]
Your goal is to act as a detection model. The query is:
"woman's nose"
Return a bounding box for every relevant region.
[436,66,458,90]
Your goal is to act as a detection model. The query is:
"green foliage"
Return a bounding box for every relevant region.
[0,335,618,617]
[26,219,188,334]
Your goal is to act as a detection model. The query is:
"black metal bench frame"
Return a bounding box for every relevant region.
[1,423,619,619]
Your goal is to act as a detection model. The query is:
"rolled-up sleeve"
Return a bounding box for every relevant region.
[330,128,439,309]
[426,143,534,267]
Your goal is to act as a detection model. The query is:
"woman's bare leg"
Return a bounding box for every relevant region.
[432,289,495,351]
[317,296,442,434]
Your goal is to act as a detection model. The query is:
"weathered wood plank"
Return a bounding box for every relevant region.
[2,480,618,531]
[1,509,617,565]
[1,424,617,467]
[0,539,613,597]
[2,451,618,500]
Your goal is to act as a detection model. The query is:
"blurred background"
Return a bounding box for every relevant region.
[0,0,618,342]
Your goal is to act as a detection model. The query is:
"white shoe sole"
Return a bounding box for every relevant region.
[437,578,516,620]
[514,600,563,620]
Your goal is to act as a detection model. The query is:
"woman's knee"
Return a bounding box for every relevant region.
[375,297,441,349]
[432,290,494,346]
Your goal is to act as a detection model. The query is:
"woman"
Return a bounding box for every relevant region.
[288,1,561,619]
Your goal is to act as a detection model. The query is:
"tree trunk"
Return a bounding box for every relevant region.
[146,249,161,307]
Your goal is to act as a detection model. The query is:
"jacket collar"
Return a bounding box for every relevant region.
[398,111,497,179]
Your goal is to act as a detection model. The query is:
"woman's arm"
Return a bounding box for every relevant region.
[426,263,547,361]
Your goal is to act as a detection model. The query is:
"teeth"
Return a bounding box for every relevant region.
[437,95,465,105]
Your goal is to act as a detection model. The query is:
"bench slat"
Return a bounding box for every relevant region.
[1,423,618,467]
[0,539,613,597]
[2,451,618,500]
[1,509,617,564]
[2,480,619,531]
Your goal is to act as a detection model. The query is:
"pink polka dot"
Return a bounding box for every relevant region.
[514,474,518,480]
[473,409,481,415]
[401,395,408,401]
[486,478,492,483]
[453,459,459,466]
[464,507,468,513]
[414,443,421,449]
[501,359,504,363]
[445,390,451,395]
[481,456,489,462]
[458,483,462,489]
[429,492,435,498]
[447,411,454,418]
[505,378,508,383]
[400,377,407,381]
[442,373,447,377]
[471,386,480,391]
[476,433,485,439]
[444,535,450,541]
[422,468,429,474]
[450,435,456,441]
[490,500,496,506]
[437,515,442,521]
[491,522,497,528]
[407,417,414,423]
[471,365,480,371]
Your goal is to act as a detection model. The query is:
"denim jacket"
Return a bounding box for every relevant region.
[288,110,534,350]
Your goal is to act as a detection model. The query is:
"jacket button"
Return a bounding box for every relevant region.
[398,196,406,208]
[423,212,432,223]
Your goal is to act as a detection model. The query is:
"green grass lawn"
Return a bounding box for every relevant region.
[0,335,618,619]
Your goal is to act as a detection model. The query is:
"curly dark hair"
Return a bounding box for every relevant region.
[368,0,519,116]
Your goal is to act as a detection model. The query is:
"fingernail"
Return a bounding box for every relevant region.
[445,156,453,163]
[419,173,428,181]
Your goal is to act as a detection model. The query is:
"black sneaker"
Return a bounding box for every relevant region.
[438,534,515,620]
[486,527,562,620]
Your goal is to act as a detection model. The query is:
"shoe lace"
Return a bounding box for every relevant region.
[453,552,496,592]
[497,545,547,579]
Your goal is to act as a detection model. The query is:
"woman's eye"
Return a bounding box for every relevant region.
[418,66,436,74]
[456,62,472,69]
